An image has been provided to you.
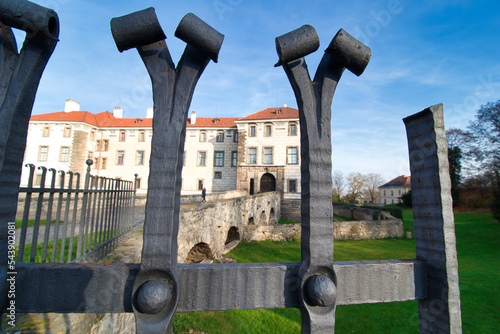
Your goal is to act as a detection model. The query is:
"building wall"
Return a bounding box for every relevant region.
[380,186,410,204]
[235,118,301,199]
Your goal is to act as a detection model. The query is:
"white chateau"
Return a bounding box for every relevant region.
[22,100,301,200]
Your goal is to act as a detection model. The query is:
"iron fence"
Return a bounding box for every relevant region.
[16,160,138,264]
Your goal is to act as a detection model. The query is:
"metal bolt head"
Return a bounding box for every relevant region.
[306,275,337,307]
[136,280,170,314]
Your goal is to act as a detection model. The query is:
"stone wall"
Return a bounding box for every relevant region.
[243,219,404,242]
[333,204,392,221]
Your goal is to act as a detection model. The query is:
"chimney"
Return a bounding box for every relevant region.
[146,107,154,119]
[64,99,80,113]
[190,111,196,124]
[113,107,123,118]
[283,103,287,108]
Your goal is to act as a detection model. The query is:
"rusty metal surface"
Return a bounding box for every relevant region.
[276,26,371,332]
[0,0,59,313]
[404,104,462,333]
[13,260,427,313]
[111,8,223,334]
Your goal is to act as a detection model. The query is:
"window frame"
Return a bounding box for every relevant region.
[288,179,297,193]
[288,122,298,136]
[136,150,145,165]
[264,123,273,137]
[231,151,238,167]
[197,151,207,166]
[59,146,70,162]
[214,171,222,179]
[199,131,207,142]
[42,126,50,137]
[38,146,49,162]
[117,150,125,165]
[119,130,126,142]
[63,126,72,138]
[263,147,273,164]
[248,147,257,164]
[214,151,224,167]
[249,124,257,137]
[138,130,146,142]
[216,130,224,142]
[287,146,299,165]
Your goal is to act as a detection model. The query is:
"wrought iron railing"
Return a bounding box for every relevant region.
[16,160,138,264]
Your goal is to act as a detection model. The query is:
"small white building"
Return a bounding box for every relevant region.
[378,175,411,204]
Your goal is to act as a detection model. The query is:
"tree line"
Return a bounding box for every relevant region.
[332,171,385,204]
[446,100,499,221]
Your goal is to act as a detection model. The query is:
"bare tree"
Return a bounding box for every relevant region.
[345,172,366,203]
[332,170,344,201]
[364,173,384,204]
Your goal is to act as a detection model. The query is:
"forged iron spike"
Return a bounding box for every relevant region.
[274,24,319,67]
[110,7,166,52]
[0,0,59,40]
[174,13,224,63]
[325,29,371,76]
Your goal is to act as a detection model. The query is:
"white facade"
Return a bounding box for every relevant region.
[22,101,301,198]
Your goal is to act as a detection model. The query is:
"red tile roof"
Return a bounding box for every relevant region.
[187,117,237,128]
[379,175,411,188]
[237,107,298,121]
[30,111,237,128]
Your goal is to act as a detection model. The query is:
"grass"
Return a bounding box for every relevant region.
[333,213,356,222]
[14,219,62,229]
[277,218,300,225]
[173,210,500,333]
[16,230,116,263]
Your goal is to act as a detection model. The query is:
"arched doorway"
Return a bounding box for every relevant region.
[249,178,255,195]
[185,242,214,263]
[260,173,276,193]
[225,227,240,245]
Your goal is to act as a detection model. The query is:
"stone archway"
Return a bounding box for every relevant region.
[260,211,267,225]
[260,173,276,193]
[225,226,240,245]
[185,242,214,263]
[269,208,276,224]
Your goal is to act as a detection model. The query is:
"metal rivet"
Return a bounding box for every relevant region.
[306,275,337,307]
[136,280,170,314]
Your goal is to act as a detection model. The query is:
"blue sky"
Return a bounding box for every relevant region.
[15,0,500,181]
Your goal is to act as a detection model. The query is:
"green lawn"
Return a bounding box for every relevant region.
[174,210,499,333]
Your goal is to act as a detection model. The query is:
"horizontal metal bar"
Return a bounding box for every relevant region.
[19,187,135,194]
[13,260,426,313]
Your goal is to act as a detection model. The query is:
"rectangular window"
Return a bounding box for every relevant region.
[101,158,107,170]
[96,140,101,150]
[42,126,50,137]
[60,146,70,162]
[231,151,237,167]
[136,178,141,189]
[214,171,222,179]
[103,139,109,152]
[233,131,238,142]
[63,126,72,138]
[38,146,48,161]
[138,131,145,142]
[289,123,297,136]
[250,125,256,137]
[117,151,125,165]
[264,147,273,164]
[287,147,298,164]
[248,148,257,164]
[119,130,126,142]
[265,124,272,137]
[198,179,204,190]
[200,131,207,142]
[198,151,206,166]
[216,131,224,142]
[94,158,99,168]
[289,179,297,193]
[214,151,224,167]
[136,150,145,165]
